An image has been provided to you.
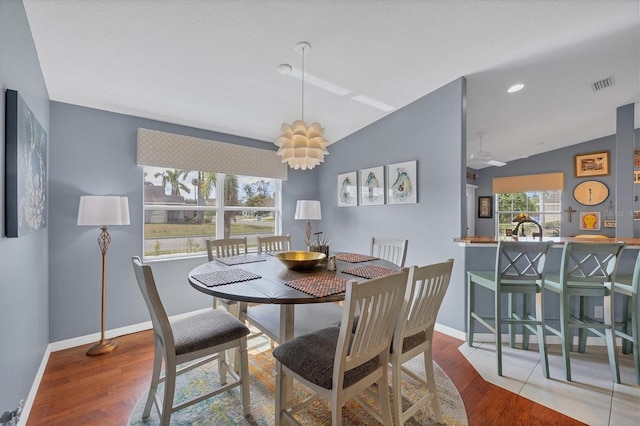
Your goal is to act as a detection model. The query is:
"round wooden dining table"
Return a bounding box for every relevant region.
[187,252,401,344]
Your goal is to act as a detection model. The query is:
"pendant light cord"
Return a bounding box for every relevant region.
[301,45,305,122]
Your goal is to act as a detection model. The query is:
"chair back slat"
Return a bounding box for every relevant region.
[560,242,625,285]
[337,271,408,379]
[497,241,553,283]
[206,237,248,261]
[370,237,408,267]
[257,235,291,254]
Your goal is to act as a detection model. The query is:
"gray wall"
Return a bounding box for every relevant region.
[474,130,640,237]
[0,0,50,411]
[316,78,468,330]
[49,101,317,342]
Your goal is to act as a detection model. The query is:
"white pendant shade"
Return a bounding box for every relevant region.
[77,195,130,226]
[276,120,329,170]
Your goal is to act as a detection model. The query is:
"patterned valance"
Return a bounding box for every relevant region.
[493,172,564,194]
[137,128,288,180]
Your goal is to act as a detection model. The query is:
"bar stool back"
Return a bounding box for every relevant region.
[543,241,625,382]
[467,241,553,377]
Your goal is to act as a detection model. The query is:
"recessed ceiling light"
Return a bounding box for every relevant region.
[277,64,293,75]
[507,83,524,93]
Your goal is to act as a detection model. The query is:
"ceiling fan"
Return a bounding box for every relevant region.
[469,133,507,167]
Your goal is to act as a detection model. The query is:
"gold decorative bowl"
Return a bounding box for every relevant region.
[276,251,326,271]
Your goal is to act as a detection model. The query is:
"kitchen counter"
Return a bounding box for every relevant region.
[454,236,640,247]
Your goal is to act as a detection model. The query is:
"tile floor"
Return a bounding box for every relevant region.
[459,342,640,425]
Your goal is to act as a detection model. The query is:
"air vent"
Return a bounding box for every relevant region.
[591,76,615,92]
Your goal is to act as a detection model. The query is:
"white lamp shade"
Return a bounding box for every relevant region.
[77,195,130,226]
[294,200,321,220]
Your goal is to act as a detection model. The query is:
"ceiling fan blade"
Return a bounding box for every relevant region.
[487,159,507,167]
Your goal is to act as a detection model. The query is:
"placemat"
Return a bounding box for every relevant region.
[343,265,397,279]
[284,274,348,298]
[192,269,261,287]
[215,254,267,266]
[335,253,379,263]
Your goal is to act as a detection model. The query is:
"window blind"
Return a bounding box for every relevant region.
[492,172,564,194]
[137,128,288,180]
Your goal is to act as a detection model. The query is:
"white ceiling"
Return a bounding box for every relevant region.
[23,0,640,168]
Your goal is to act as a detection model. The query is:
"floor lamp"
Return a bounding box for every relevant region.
[294,200,321,247]
[77,195,130,356]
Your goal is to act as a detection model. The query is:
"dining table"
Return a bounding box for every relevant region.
[187,251,402,345]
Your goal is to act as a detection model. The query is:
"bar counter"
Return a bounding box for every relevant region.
[455,235,637,336]
[454,236,640,247]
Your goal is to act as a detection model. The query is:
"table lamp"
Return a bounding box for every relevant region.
[294,200,321,247]
[77,195,130,356]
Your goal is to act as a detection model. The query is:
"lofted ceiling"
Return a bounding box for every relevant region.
[23,0,640,169]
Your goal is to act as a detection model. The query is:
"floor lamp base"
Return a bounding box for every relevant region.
[86,339,118,356]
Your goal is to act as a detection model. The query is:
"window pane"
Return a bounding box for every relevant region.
[143,167,280,259]
[496,191,561,237]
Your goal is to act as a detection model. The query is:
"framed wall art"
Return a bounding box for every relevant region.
[574,151,609,177]
[579,212,601,231]
[337,171,357,207]
[5,89,48,238]
[387,160,417,204]
[359,166,384,206]
[478,196,493,218]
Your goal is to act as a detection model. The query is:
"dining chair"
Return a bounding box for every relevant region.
[609,250,639,384]
[370,237,408,267]
[206,237,248,310]
[257,234,291,254]
[131,256,250,425]
[544,241,625,382]
[388,259,454,425]
[467,241,553,377]
[206,236,270,352]
[272,270,408,426]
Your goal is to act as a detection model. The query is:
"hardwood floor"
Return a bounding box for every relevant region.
[28,330,585,425]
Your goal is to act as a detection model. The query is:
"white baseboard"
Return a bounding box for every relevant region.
[21,308,211,424]
[434,322,466,340]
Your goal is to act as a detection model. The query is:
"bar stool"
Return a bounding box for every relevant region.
[467,241,553,377]
[609,250,639,385]
[543,241,625,382]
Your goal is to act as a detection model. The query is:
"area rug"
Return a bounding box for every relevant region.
[129,340,467,425]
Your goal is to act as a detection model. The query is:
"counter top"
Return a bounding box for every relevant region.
[454,236,640,247]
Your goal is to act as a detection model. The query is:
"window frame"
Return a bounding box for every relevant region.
[495,190,562,237]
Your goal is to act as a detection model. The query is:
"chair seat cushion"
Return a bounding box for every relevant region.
[171,309,250,355]
[272,326,380,390]
[391,330,427,354]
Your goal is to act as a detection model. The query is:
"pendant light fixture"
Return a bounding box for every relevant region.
[275,42,329,170]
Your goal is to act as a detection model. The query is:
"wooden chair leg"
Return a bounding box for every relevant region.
[143,347,163,418]
[604,294,621,383]
[391,354,403,426]
[496,290,503,376]
[560,294,572,381]
[275,361,285,426]
[425,349,443,423]
[331,393,343,426]
[239,338,250,416]
[535,291,549,378]
[377,366,394,426]
[161,365,176,426]
[467,275,475,346]
[578,296,588,353]
[508,293,516,348]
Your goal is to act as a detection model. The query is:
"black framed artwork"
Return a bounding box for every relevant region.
[4,89,48,237]
[478,196,493,219]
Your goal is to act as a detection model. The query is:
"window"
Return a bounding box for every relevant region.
[496,191,561,237]
[143,166,281,259]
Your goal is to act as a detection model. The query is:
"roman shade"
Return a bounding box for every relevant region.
[492,172,564,194]
[137,128,288,180]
